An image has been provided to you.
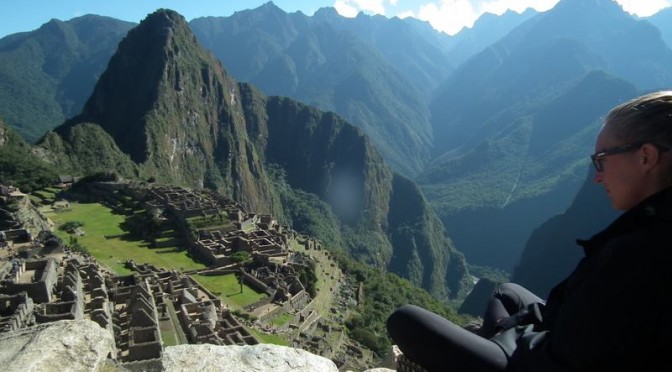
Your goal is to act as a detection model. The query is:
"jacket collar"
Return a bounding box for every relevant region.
[577,186,672,254]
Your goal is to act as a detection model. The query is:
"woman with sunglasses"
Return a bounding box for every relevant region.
[387,90,672,371]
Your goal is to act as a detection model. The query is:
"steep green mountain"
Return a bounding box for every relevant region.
[0,15,134,143]
[511,172,619,298]
[189,2,442,176]
[37,9,470,301]
[37,123,137,177]
[0,118,58,192]
[422,0,669,270]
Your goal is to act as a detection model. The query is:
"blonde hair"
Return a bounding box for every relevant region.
[605,90,672,149]
[606,91,672,183]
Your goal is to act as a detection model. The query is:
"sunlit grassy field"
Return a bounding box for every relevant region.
[269,312,293,327]
[248,327,289,346]
[48,202,205,275]
[192,273,266,310]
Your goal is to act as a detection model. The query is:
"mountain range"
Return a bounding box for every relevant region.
[0,15,134,143]
[32,9,471,302]
[1,0,671,297]
[422,0,672,269]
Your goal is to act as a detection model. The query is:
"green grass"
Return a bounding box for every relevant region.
[192,274,266,310]
[31,187,60,201]
[185,214,234,231]
[48,202,205,275]
[270,313,293,327]
[248,328,289,346]
[289,238,305,251]
[160,320,178,347]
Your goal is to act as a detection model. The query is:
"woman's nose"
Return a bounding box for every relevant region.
[593,170,604,184]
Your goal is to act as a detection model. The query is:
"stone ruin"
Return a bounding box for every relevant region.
[109,274,162,362]
[0,181,355,367]
[125,261,260,349]
[0,253,265,366]
[141,185,221,219]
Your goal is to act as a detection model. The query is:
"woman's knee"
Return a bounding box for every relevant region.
[494,283,542,311]
[495,283,526,296]
[387,304,423,334]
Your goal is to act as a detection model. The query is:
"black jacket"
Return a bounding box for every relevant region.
[507,187,672,371]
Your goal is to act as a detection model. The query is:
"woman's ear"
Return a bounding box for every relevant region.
[640,143,661,169]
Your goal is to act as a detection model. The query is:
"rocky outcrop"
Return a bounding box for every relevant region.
[0,319,115,372]
[162,344,338,371]
[0,320,361,371]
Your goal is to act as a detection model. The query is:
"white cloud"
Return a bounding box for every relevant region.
[617,0,671,17]
[334,0,360,17]
[397,10,416,18]
[480,0,559,15]
[417,1,479,35]
[333,0,672,34]
[334,0,559,34]
[335,0,388,16]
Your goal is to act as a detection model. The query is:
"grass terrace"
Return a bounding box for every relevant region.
[269,312,293,327]
[48,201,205,275]
[248,328,289,346]
[184,213,234,231]
[191,273,266,310]
[29,187,60,205]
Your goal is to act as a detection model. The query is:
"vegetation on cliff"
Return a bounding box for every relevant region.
[0,119,57,192]
[0,16,134,143]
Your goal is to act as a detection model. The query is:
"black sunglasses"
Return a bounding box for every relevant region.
[590,142,645,172]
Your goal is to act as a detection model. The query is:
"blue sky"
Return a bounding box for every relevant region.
[1,0,670,38]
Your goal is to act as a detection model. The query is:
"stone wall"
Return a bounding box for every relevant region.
[0,292,33,332]
[0,258,58,303]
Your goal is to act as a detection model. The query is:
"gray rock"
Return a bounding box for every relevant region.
[0,320,388,371]
[0,319,115,372]
[162,344,339,372]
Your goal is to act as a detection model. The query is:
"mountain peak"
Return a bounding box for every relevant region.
[313,6,340,21]
[244,1,288,18]
[258,1,283,11]
[61,8,228,163]
[137,8,191,41]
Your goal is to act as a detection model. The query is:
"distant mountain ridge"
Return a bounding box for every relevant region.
[189,2,455,177]
[443,8,537,66]
[37,9,470,302]
[645,7,672,49]
[0,15,135,143]
[420,0,671,269]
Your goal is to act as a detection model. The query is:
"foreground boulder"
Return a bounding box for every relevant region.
[162,344,338,371]
[0,320,341,371]
[0,319,114,372]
